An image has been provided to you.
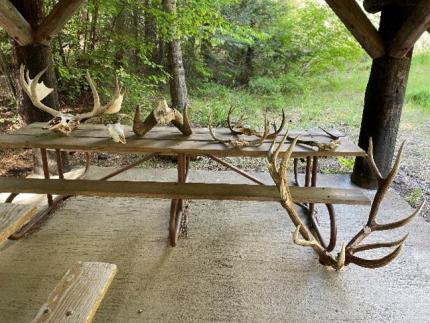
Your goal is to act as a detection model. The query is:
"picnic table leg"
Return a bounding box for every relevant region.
[169,153,188,247]
[40,148,53,206]
[9,151,91,240]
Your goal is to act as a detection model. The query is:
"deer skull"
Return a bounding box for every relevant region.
[20,65,126,142]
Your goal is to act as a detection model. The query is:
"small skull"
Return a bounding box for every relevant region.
[153,99,175,125]
[47,114,80,136]
[106,123,126,144]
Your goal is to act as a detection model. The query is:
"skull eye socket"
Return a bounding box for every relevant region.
[65,119,70,123]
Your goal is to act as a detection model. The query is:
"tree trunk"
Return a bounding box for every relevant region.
[10,0,68,175]
[163,0,188,109]
[352,6,413,188]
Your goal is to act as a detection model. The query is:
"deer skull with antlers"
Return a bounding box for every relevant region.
[19,65,126,143]
[268,134,424,270]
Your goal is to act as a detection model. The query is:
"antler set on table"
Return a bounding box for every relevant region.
[133,99,192,137]
[268,133,424,270]
[19,65,126,143]
[209,107,341,151]
[208,107,285,148]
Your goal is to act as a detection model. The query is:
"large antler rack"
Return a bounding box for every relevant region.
[133,99,192,137]
[227,106,286,140]
[209,114,270,148]
[267,134,424,270]
[19,65,126,143]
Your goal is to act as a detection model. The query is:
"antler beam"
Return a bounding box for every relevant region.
[267,135,423,270]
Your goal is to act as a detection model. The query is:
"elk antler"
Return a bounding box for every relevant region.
[19,65,125,142]
[209,114,269,148]
[133,99,192,137]
[267,135,424,270]
[228,106,286,140]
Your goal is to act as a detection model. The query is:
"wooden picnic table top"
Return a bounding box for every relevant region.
[0,123,366,158]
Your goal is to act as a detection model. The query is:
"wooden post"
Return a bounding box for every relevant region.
[352,6,413,188]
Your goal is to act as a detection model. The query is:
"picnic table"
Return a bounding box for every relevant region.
[0,123,369,247]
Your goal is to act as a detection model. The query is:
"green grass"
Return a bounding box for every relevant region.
[189,53,430,131]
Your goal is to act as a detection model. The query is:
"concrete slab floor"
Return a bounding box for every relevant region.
[0,168,429,322]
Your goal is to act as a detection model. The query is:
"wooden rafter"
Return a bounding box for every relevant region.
[388,0,430,58]
[324,0,386,59]
[0,0,33,46]
[35,0,85,44]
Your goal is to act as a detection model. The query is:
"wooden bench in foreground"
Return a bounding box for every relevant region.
[32,261,117,323]
[0,203,37,244]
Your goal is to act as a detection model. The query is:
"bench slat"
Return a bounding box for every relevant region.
[32,262,117,323]
[0,178,370,205]
[0,203,37,244]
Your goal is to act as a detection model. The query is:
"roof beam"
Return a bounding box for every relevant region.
[325,0,386,59]
[364,0,419,13]
[389,0,430,58]
[35,0,85,44]
[0,0,33,46]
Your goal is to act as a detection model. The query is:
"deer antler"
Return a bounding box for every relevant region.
[267,135,424,270]
[133,99,192,137]
[19,65,126,142]
[209,114,269,148]
[228,106,286,140]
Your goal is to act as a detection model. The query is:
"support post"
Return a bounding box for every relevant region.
[352,6,414,188]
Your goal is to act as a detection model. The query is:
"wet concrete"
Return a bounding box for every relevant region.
[0,168,429,322]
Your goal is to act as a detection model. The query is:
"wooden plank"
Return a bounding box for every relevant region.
[325,0,386,58]
[35,0,85,44]
[0,203,37,244]
[32,261,117,323]
[0,0,33,46]
[0,178,371,205]
[0,123,366,158]
[389,0,430,58]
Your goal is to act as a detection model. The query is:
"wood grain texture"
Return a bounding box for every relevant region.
[389,0,430,58]
[35,0,85,44]
[0,178,371,205]
[0,123,366,158]
[0,203,37,244]
[324,0,386,58]
[32,261,117,323]
[0,0,33,45]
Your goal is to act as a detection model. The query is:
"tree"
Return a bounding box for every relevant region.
[163,0,188,109]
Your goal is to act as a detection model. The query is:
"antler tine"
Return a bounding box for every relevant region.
[227,106,242,135]
[268,109,286,139]
[351,234,409,253]
[347,244,404,269]
[28,66,58,117]
[208,115,229,144]
[293,225,317,247]
[249,116,269,147]
[385,140,405,185]
[367,138,383,181]
[375,200,425,231]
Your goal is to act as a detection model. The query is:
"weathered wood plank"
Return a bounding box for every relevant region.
[32,261,117,323]
[0,0,33,46]
[324,0,386,58]
[0,123,366,158]
[389,0,430,58]
[35,0,85,44]
[0,178,371,205]
[0,203,37,244]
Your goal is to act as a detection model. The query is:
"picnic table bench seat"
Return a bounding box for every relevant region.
[0,177,371,205]
[0,203,37,244]
[32,261,117,323]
